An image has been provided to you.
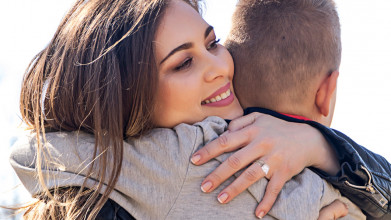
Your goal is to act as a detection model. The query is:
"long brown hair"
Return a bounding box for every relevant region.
[19,0,200,219]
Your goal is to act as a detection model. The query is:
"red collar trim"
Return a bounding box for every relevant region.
[280,113,311,121]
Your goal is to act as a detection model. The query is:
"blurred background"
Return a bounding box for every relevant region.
[1,0,390,219]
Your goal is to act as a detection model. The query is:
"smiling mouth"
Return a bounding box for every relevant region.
[201,89,231,105]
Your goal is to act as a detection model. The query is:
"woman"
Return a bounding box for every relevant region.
[10,0,389,219]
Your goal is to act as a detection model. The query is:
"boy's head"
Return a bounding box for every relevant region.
[226,0,341,126]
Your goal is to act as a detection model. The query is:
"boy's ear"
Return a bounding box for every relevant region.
[315,71,339,117]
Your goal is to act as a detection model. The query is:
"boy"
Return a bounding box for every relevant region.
[222,0,359,218]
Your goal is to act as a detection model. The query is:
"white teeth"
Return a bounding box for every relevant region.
[202,88,231,104]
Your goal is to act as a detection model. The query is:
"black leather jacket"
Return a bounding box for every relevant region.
[244,107,391,219]
[97,108,391,219]
[320,129,391,220]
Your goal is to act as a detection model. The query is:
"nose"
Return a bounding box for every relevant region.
[202,51,231,82]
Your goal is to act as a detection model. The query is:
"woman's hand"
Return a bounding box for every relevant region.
[318,200,348,220]
[191,112,340,218]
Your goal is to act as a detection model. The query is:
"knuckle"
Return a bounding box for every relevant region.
[254,136,274,153]
[245,126,260,139]
[273,162,295,178]
[269,152,284,166]
[270,187,281,197]
[249,112,260,118]
[218,135,229,149]
[226,154,242,170]
[228,183,241,195]
[244,167,260,182]
[243,128,254,142]
[282,164,294,176]
[260,197,275,213]
[203,146,212,157]
[209,172,223,183]
[261,136,275,147]
[228,120,239,129]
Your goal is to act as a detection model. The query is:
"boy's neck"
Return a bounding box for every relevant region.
[259,103,332,127]
[278,108,332,127]
[241,89,334,127]
[279,112,311,121]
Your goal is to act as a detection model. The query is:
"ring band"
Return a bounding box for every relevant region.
[253,159,270,176]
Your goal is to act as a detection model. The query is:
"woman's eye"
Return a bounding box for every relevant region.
[207,38,220,50]
[174,57,193,71]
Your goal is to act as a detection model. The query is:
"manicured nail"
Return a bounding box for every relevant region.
[256,211,265,219]
[217,192,228,203]
[191,154,201,164]
[201,181,212,192]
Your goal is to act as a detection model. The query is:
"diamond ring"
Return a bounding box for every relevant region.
[253,159,270,176]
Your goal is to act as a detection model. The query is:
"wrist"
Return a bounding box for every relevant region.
[306,125,340,175]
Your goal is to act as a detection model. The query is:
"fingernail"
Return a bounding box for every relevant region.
[256,211,265,219]
[217,192,228,203]
[191,154,201,164]
[201,181,212,192]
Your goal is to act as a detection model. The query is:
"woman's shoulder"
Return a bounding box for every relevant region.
[10,131,95,163]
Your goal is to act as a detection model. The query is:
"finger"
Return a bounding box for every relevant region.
[331,200,349,219]
[200,142,264,193]
[216,161,268,204]
[228,112,261,132]
[318,200,348,220]
[191,128,252,165]
[255,174,287,218]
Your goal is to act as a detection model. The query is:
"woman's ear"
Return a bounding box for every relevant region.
[315,71,339,117]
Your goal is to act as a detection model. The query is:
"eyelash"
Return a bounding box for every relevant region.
[174,57,193,71]
[174,38,221,72]
[208,38,220,50]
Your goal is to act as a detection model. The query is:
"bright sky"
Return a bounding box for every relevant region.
[1,0,390,210]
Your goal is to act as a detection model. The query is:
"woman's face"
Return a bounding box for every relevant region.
[153,0,243,128]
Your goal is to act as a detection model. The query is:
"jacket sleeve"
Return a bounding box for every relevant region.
[308,122,391,219]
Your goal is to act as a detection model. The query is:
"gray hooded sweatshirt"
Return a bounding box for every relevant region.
[10,116,365,219]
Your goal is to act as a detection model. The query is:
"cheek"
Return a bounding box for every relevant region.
[153,75,204,127]
[152,81,177,127]
[155,80,175,112]
[157,75,201,113]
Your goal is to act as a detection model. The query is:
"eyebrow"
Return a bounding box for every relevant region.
[204,25,214,39]
[159,25,215,65]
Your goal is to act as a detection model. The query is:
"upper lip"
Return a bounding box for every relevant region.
[203,82,230,102]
